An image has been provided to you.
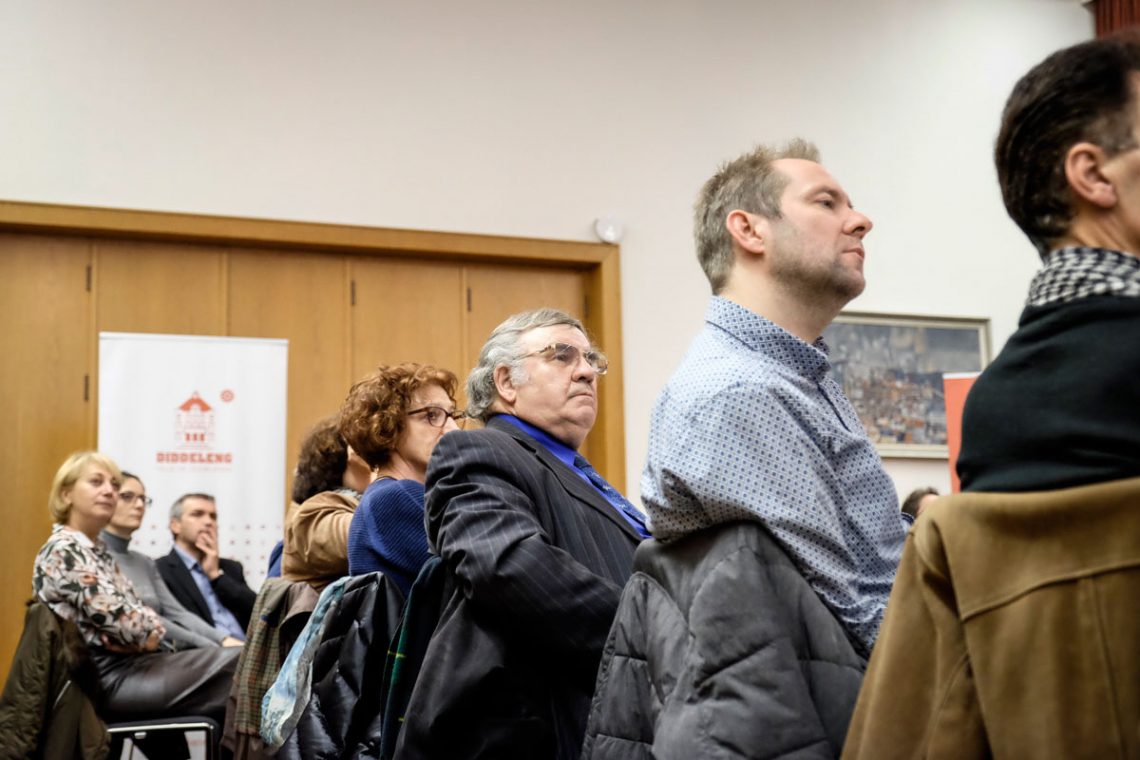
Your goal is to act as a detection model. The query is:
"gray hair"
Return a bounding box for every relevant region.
[170,492,215,521]
[466,308,587,422]
[694,138,820,293]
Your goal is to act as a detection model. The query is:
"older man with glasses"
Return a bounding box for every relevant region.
[394,308,645,760]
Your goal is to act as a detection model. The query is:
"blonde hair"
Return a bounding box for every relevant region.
[49,451,122,524]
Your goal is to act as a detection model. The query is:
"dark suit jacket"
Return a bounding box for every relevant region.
[395,415,643,760]
[155,549,257,632]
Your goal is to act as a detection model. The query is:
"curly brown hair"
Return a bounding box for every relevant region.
[292,415,349,504]
[338,363,458,469]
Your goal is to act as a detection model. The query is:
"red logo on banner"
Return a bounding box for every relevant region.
[176,391,214,449]
[156,390,234,468]
[221,389,235,403]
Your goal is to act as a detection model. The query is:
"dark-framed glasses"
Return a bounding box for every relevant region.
[119,491,153,507]
[407,406,468,428]
[523,342,608,375]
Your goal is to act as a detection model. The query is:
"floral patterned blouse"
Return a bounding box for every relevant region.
[33,524,166,649]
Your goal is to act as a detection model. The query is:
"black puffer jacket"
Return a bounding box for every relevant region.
[581,522,866,760]
[276,573,405,760]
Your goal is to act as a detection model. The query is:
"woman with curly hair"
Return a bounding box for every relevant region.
[342,363,463,595]
[281,415,372,589]
[339,362,460,592]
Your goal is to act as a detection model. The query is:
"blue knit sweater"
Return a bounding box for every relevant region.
[346,478,429,596]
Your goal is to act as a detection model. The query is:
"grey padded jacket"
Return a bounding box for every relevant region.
[581,521,867,760]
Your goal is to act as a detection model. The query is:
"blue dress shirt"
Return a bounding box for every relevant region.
[641,297,908,653]
[498,414,649,538]
[173,544,247,641]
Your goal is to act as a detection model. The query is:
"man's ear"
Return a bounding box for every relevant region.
[725,209,767,255]
[493,364,518,406]
[169,519,181,538]
[1065,142,1118,209]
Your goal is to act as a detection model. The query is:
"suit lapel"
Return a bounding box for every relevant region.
[487,417,642,541]
[163,550,213,622]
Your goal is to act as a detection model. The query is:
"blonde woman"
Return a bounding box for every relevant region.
[33,451,239,725]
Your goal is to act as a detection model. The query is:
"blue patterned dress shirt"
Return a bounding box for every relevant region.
[642,296,908,652]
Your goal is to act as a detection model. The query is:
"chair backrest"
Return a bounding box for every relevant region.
[107,716,220,760]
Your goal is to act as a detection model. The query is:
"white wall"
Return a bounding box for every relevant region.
[0,0,1093,501]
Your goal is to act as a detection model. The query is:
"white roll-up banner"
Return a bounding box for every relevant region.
[98,332,288,589]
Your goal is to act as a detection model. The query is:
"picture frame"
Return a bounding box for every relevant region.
[822,312,991,459]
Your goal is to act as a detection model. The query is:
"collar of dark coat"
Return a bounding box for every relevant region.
[485,416,642,541]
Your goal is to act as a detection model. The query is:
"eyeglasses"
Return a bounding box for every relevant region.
[119,491,153,507]
[522,343,609,375]
[407,406,468,428]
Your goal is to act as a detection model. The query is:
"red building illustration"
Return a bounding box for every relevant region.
[175,391,215,449]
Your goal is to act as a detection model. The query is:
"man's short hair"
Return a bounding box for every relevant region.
[170,492,215,521]
[694,139,820,293]
[995,32,1140,258]
[466,308,587,422]
[901,486,939,519]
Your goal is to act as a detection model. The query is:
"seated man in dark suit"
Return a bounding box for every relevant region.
[395,308,646,760]
[156,493,257,641]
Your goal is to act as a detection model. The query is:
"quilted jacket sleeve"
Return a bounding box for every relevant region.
[584,531,863,760]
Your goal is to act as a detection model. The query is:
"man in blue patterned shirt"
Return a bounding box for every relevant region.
[642,140,909,654]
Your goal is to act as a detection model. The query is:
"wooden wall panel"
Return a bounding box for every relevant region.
[228,250,351,506]
[351,257,466,388]
[95,240,226,334]
[0,235,93,675]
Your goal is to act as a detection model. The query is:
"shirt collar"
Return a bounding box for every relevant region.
[55,523,98,549]
[173,542,201,572]
[706,296,833,383]
[496,414,578,469]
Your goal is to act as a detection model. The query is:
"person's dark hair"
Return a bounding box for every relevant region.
[292,415,348,504]
[901,486,939,519]
[120,470,143,486]
[338,363,458,469]
[996,31,1140,258]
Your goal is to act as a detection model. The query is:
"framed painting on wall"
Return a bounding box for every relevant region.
[822,312,991,458]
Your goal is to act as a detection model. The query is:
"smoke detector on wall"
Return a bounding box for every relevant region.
[593,216,624,244]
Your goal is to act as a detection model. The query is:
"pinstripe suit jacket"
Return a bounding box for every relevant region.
[396,415,642,760]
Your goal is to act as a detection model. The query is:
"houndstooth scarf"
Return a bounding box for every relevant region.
[1027,246,1140,307]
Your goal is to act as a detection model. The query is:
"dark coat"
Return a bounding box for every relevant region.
[0,602,109,760]
[581,522,867,760]
[394,416,642,760]
[276,572,406,760]
[156,550,257,632]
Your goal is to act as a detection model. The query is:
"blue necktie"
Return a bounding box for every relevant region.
[573,455,650,538]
